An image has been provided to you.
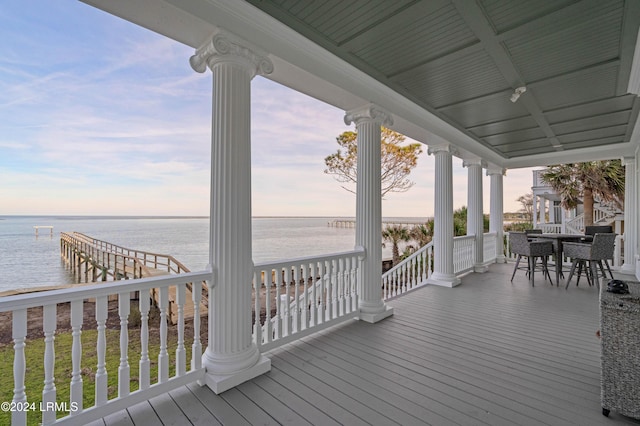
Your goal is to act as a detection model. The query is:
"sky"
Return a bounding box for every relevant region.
[0,1,537,218]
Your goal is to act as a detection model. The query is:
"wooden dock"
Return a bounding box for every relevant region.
[328,218,430,228]
[60,232,207,324]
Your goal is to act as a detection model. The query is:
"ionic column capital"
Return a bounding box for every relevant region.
[427,143,458,157]
[462,158,487,169]
[190,32,274,78]
[344,104,393,127]
[486,166,506,177]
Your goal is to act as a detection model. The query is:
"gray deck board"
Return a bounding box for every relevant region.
[125,401,162,426]
[96,263,640,426]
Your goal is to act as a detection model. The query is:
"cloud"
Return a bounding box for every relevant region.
[0,1,541,217]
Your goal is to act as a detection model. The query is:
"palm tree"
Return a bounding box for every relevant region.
[409,220,434,248]
[540,161,624,227]
[382,225,410,266]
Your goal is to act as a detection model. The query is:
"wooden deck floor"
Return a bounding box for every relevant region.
[90,263,640,426]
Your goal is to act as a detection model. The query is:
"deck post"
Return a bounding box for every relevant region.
[427,144,461,287]
[463,158,488,272]
[190,31,272,393]
[620,156,637,273]
[488,166,507,263]
[345,104,393,323]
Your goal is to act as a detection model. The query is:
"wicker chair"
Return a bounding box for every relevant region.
[509,231,554,286]
[584,225,614,279]
[563,233,617,289]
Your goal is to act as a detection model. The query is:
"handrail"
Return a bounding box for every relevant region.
[253,248,364,352]
[1,270,210,426]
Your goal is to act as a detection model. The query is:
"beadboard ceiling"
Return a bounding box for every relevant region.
[245,0,640,160]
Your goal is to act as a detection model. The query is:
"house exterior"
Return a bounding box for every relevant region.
[531,168,625,236]
[2,1,640,424]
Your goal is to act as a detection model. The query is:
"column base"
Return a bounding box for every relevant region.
[359,305,394,323]
[473,262,491,273]
[619,262,636,275]
[427,272,461,288]
[202,355,271,394]
[495,254,507,264]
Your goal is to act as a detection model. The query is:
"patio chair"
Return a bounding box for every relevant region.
[563,233,617,290]
[584,225,614,279]
[509,231,554,286]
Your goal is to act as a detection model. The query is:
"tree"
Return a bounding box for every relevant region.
[382,225,410,266]
[540,161,624,227]
[517,192,533,222]
[324,127,422,197]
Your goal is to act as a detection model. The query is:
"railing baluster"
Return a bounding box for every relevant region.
[70,300,83,414]
[95,296,108,406]
[283,267,291,337]
[42,304,57,425]
[274,268,282,339]
[309,263,317,327]
[158,286,169,383]
[191,281,202,371]
[139,291,151,389]
[263,269,272,345]
[318,261,326,324]
[176,283,186,376]
[253,271,262,348]
[302,264,309,330]
[118,293,130,398]
[293,265,300,333]
[12,309,27,426]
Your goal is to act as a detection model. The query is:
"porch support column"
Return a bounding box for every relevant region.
[487,167,506,263]
[620,156,637,273]
[532,195,538,228]
[463,158,488,272]
[426,144,461,287]
[345,104,394,323]
[190,32,272,394]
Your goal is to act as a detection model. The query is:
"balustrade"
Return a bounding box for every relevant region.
[252,249,363,352]
[0,271,209,426]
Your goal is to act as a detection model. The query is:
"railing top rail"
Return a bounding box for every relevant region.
[253,247,365,271]
[0,270,211,313]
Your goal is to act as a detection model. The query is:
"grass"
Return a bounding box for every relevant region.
[0,325,194,425]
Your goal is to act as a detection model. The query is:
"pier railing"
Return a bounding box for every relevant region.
[252,248,364,352]
[0,270,209,426]
[69,232,190,275]
[60,232,208,323]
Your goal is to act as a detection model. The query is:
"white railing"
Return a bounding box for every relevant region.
[0,271,209,426]
[382,242,433,300]
[453,235,475,275]
[382,233,501,299]
[483,232,498,264]
[538,223,562,233]
[252,248,363,352]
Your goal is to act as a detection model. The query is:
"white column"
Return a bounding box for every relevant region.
[621,156,637,273]
[464,158,488,272]
[426,144,461,287]
[190,32,271,394]
[532,194,538,228]
[487,167,506,263]
[345,105,394,323]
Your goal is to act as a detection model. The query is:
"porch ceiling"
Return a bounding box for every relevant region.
[244,0,640,163]
[81,0,640,168]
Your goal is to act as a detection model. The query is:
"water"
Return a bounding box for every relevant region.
[0,216,381,293]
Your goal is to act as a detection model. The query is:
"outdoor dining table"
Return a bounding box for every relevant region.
[534,233,588,286]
